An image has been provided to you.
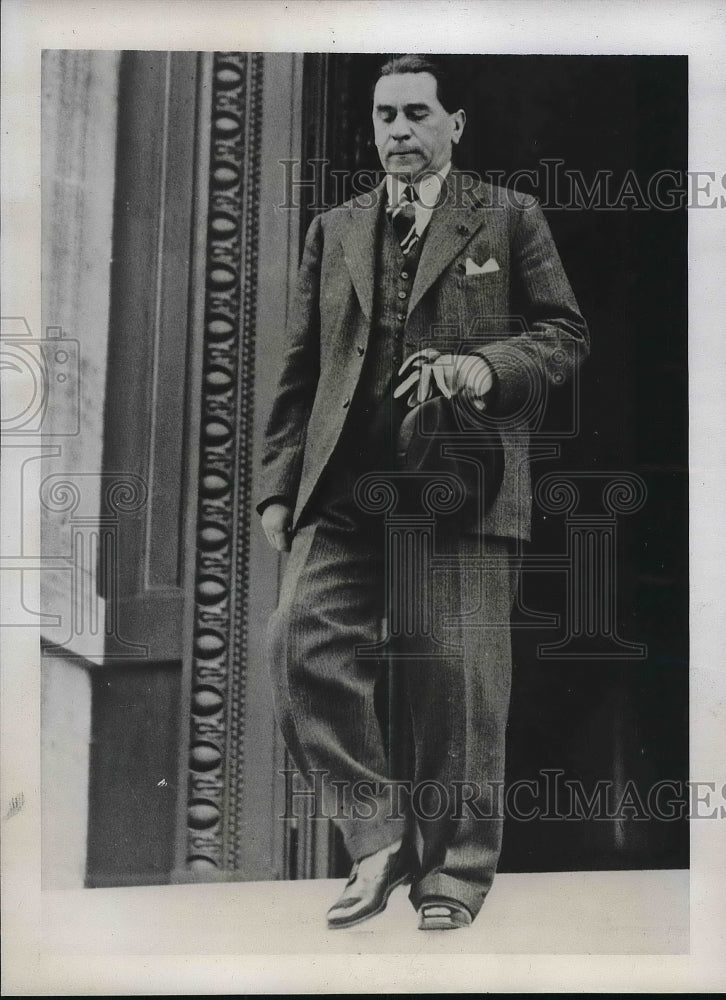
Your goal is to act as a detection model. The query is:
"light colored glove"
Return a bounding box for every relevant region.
[394,350,494,410]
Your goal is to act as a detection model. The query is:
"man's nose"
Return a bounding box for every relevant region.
[390,112,411,139]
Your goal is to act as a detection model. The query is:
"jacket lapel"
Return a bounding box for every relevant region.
[339,173,496,321]
[407,172,494,318]
[339,180,386,321]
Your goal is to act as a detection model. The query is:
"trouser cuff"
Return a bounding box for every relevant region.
[409,871,490,919]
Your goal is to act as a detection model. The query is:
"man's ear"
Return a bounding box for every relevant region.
[451,109,466,145]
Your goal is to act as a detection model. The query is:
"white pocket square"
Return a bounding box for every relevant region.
[465,256,500,275]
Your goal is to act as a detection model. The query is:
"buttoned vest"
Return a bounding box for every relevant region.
[343,210,427,467]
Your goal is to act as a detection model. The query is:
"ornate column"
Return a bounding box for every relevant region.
[177,52,265,877]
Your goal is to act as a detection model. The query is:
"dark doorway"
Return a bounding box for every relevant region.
[302,53,688,874]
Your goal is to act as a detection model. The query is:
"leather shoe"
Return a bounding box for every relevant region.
[417,896,473,931]
[326,841,413,929]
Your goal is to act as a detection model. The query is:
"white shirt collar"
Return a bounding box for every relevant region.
[386,161,452,210]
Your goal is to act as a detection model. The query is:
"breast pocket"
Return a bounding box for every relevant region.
[454,265,510,337]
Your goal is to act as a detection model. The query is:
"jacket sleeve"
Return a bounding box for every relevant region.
[474,194,589,419]
[256,213,322,513]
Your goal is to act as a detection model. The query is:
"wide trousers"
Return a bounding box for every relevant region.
[266,443,520,918]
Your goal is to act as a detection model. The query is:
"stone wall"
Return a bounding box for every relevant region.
[40,50,120,886]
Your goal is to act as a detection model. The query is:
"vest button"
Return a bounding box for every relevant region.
[397,290,407,300]
[397,312,406,322]
[400,271,409,280]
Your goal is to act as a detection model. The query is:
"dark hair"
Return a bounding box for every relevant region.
[376,54,462,113]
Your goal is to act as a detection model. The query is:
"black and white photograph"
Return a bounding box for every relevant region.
[1,0,725,994]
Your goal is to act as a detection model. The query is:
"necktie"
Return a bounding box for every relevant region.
[389,184,419,255]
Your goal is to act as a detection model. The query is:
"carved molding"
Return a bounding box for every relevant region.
[183,52,264,874]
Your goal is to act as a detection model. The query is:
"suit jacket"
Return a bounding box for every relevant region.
[258,171,589,540]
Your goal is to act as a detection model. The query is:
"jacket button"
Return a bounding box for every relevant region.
[457,224,469,235]
[356,345,365,356]
[342,397,350,409]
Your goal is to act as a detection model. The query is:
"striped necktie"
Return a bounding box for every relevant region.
[388,183,419,256]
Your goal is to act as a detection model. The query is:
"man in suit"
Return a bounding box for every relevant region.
[258,54,588,930]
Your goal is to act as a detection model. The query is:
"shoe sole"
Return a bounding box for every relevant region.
[418,913,470,931]
[326,871,412,930]
[418,901,473,931]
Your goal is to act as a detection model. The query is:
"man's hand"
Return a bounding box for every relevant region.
[450,354,494,408]
[261,503,293,552]
[394,351,494,411]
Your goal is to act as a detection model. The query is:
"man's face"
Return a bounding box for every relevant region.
[372,71,465,180]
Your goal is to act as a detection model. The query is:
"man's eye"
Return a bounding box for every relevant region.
[409,112,427,122]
